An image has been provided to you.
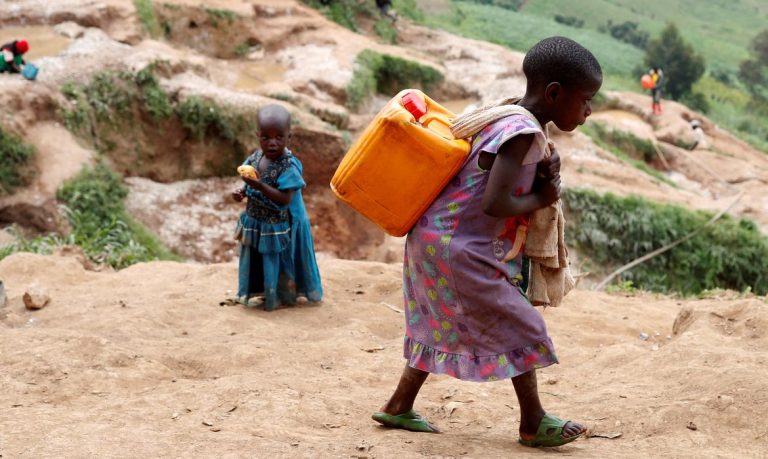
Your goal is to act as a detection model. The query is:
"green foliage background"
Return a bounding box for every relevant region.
[0,127,35,196]
[563,189,768,296]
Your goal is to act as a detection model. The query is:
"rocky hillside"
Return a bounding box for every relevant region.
[1,2,767,457]
[2,0,767,268]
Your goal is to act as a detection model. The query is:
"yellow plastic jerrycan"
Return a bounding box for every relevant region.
[331,89,471,236]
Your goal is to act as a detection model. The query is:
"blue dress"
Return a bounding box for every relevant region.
[287,154,323,303]
[235,149,305,310]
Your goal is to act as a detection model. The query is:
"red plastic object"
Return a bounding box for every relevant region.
[640,74,654,90]
[401,91,427,120]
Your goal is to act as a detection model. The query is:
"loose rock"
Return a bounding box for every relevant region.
[23,287,50,310]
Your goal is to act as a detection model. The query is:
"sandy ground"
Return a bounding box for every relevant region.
[1,252,766,458]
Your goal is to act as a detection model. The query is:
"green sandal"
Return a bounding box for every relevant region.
[518,413,584,447]
[372,409,440,433]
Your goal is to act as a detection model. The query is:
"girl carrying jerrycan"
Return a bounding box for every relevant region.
[366,36,603,448]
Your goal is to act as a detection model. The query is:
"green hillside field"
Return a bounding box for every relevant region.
[417,0,768,152]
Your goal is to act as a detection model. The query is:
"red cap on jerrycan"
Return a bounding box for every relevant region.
[401,91,427,121]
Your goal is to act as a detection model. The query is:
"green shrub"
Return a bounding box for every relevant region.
[374,19,398,44]
[563,188,768,295]
[301,0,378,31]
[680,91,711,114]
[134,65,173,120]
[0,127,35,196]
[461,0,524,11]
[0,230,68,261]
[54,162,178,269]
[176,96,250,142]
[393,0,423,21]
[205,8,238,27]
[84,71,135,124]
[233,43,250,57]
[347,49,444,110]
[554,15,584,28]
[134,0,160,37]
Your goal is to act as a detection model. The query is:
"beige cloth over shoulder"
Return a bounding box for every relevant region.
[450,98,575,307]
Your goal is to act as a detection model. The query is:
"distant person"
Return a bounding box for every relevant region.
[649,66,664,115]
[372,36,601,448]
[376,0,397,22]
[0,39,29,74]
[689,119,709,150]
[232,104,323,311]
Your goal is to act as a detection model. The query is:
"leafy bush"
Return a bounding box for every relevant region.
[347,49,444,110]
[233,43,250,57]
[0,229,68,261]
[461,0,524,11]
[301,0,378,31]
[134,64,173,120]
[679,91,711,114]
[374,19,397,44]
[599,20,649,49]
[393,0,423,21]
[134,0,160,37]
[54,162,178,269]
[176,96,250,142]
[644,23,705,100]
[554,15,583,28]
[61,64,251,146]
[0,127,35,196]
[563,188,768,295]
[205,8,238,27]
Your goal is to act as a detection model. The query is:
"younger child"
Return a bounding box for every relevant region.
[232,104,323,310]
[372,36,602,448]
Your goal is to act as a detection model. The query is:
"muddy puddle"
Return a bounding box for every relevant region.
[234,61,286,91]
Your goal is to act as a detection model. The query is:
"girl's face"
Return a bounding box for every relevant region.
[258,123,290,160]
[551,78,602,132]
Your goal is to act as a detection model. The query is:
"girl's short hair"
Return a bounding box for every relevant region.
[522,36,602,88]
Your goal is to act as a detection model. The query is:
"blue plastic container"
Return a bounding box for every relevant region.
[22,63,38,80]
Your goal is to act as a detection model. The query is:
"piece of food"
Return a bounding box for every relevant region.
[237,165,260,180]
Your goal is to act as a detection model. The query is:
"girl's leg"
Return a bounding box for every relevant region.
[512,369,584,440]
[380,365,429,415]
[237,244,252,300]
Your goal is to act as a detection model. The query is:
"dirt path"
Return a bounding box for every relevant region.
[1,253,765,458]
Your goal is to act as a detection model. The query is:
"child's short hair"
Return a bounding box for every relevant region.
[522,36,602,88]
[257,104,291,130]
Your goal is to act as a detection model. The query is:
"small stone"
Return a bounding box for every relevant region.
[686,421,697,431]
[202,420,214,426]
[23,287,50,310]
[639,332,649,341]
[210,427,221,432]
[172,412,180,420]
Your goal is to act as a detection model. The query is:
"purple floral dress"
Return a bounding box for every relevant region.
[402,114,558,382]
